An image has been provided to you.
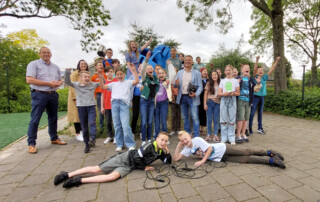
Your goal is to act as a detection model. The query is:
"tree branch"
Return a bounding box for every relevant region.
[0,13,56,18]
[248,0,271,17]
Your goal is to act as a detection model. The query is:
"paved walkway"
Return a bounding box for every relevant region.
[1,112,320,202]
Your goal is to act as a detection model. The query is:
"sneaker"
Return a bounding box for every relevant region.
[128,146,135,151]
[116,147,122,152]
[103,137,113,144]
[267,150,284,161]
[141,141,146,146]
[140,133,142,139]
[213,136,220,142]
[231,142,236,146]
[76,133,84,142]
[147,139,152,143]
[169,131,175,136]
[241,136,249,142]
[113,139,116,145]
[257,129,266,135]
[88,139,96,148]
[63,176,82,188]
[245,129,249,136]
[236,137,243,144]
[54,171,69,185]
[249,129,253,135]
[269,156,286,169]
[84,146,90,153]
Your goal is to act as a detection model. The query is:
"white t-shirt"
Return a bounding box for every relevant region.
[219,78,239,93]
[107,80,134,105]
[182,71,192,94]
[180,137,226,162]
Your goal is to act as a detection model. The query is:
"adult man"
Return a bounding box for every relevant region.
[174,55,203,137]
[26,47,66,154]
[192,56,205,71]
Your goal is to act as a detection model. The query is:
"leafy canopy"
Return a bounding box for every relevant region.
[6,29,49,50]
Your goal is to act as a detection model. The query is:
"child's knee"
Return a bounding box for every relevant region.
[91,166,101,173]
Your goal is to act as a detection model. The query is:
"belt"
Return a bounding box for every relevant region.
[31,89,56,93]
[182,94,189,96]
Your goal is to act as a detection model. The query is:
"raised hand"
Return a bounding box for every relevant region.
[146,51,151,59]
[256,56,260,62]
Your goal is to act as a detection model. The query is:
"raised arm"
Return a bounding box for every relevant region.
[98,72,109,90]
[141,51,151,82]
[253,56,260,77]
[141,38,152,51]
[129,63,139,86]
[268,56,281,77]
[64,69,74,88]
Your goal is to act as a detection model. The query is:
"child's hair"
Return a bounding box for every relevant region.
[155,64,162,69]
[208,71,221,95]
[95,61,103,67]
[257,66,263,70]
[111,59,120,64]
[158,131,169,138]
[76,59,89,71]
[196,56,200,60]
[179,53,184,58]
[178,130,190,138]
[105,66,113,73]
[80,71,91,77]
[225,64,234,71]
[115,68,125,75]
[106,48,113,52]
[128,41,139,59]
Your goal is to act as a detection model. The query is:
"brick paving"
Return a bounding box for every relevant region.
[1,112,320,201]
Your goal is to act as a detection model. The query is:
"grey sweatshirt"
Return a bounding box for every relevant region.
[65,70,99,107]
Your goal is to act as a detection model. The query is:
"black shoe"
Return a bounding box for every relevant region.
[267,150,284,161]
[269,156,286,169]
[63,176,82,188]
[84,145,90,153]
[245,129,249,136]
[88,140,96,148]
[54,171,69,185]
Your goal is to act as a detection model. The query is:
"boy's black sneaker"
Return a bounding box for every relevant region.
[84,145,90,153]
[63,176,82,188]
[269,156,286,169]
[267,150,284,161]
[54,171,69,185]
[88,140,96,148]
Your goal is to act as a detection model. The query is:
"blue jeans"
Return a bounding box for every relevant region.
[27,91,59,146]
[220,97,237,143]
[180,95,200,137]
[155,99,169,138]
[112,99,135,148]
[140,97,155,141]
[96,93,105,130]
[78,106,97,146]
[206,100,220,136]
[249,95,265,130]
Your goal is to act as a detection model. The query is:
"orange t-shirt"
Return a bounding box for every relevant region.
[102,78,118,109]
[91,73,108,98]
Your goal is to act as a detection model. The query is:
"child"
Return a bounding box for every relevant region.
[204,71,221,142]
[67,60,89,142]
[232,68,239,79]
[126,39,152,78]
[111,59,120,73]
[218,65,240,145]
[140,51,159,146]
[155,68,170,139]
[101,67,118,144]
[91,62,108,134]
[199,68,208,136]
[154,65,162,77]
[99,64,139,152]
[54,132,172,188]
[236,64,260,143]
[65,67,102,153]
[249,56,281,135]
[173,131,285,168]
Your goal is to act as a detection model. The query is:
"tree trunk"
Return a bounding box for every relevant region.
[311,41,318,87]
[271,0,287,94]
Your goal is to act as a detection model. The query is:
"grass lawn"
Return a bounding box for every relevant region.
[0,111,67,149]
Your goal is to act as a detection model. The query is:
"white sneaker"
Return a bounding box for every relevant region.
[140,133,142,139]
[169,131,175,136]
[76,133,84,142]
[231,142,236,146]
[116,147,122,152]
[113,139,116,144]
[141,141,146,146]
[128,146,135,151]
[147,139,152,143]
[103,137,113,144]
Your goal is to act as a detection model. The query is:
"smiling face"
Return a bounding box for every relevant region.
[179,53,184,61]
[156,133,169,149]
[115,70,125,81]
[106,69,114,80]
[158,69,167,81]
[184,56,193,69]
[224,65,233,78]
[170,48,177,59]
[242,65,250,77]
[79,61,88,71]
[178,132,192,148]
[106,49,113,59]
[201,69,208,78]
[257,67,264,76]
[211,71,218,81]
[39,47,52,63]
[130,41,137,51]
[95,62,104,73]
[232,68,238,78]
[154,65,161,77]
[196,57,201,64]
[80,72,91,85]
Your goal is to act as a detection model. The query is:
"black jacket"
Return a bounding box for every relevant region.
[128,141,172,169]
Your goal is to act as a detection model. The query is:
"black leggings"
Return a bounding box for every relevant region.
[74,122,81,134]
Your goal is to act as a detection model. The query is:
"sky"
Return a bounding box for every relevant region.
[1,0,305,78]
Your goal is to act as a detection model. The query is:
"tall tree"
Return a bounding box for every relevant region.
[6,29,48,50]
[0,0,111,52]
[176,0,287,93]
[250,0,320,86]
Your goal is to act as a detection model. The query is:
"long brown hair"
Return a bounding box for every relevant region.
[208,71,221,95]
[128,41,139,59]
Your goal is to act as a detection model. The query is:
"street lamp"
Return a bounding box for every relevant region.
[301,64,306,110]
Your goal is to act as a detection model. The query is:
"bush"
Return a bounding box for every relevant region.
[264,87,320,119]
[57,87,69,111]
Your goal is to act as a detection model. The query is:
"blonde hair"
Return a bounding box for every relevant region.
[225,64,234,71]
[128,41,139,59]
[177,130,190,138]
[80,71,91,76]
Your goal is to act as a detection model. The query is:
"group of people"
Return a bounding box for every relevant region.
[26,45,285,190]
